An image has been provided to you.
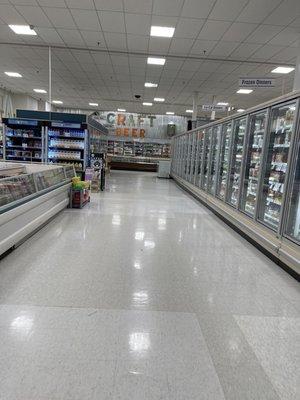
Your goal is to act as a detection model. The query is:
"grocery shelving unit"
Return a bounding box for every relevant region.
[2,118,45,163]
[171,91,300,277]
[47,121,88,174]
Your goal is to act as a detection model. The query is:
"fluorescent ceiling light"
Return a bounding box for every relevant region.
[147,57,166,65]
[150,26,175,38]
[237,109,245,112]
[217,102,228,106]
[9,24,37,35]
[118,108,126,112]
[143,102,153,106]
[145,82,158,88]
[154,97,165,102]
[271,66,295,74]
[34,88,47,93]
[5,71,22,77]
[186,109,193,113]
[237,89,253,94]
[89,102,98,106]
[166,111,174,115]
[52,100,63,104]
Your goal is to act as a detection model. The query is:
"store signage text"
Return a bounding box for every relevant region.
[202,104,227,112]
[107,113,156,128]
[239,78,275,88]
[115,127,145,138]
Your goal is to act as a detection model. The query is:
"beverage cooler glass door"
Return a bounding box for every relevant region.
[240,110,267,216]
[207,125,222,195]
[285,135,300,243]
[188,133,196,182]
[258,101,296,230]
[191,132,198,182]
[216,122,232,200]
[183,135,189,179]
[195,130,205,187]
[201,128,212,190]
[227,117,247,206]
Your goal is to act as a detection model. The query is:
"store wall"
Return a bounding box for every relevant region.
[12,94,38,114]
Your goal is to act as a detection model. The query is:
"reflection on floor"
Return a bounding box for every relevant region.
[0,171,299,400]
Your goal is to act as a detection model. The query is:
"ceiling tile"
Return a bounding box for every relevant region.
[14,5,52,27]
[268,46,300,62]
[153,0,184,17]
[123,0,153,14]
[221,22,257,42]
[181,0,216,19]
[174,17,205,39]
[70,9,101,30]
[229,43,262,59]
[264,0,300,25]
[104,32,127,50]
[127,34,149,52]
[43,7,77,28]
[98,11,125,33]
[94,0,123,11]
[66,0,95,9]
[245,24,284,44]
[237,0,282,24]
[268,27,300,46]
[168,38,194,55]
[148,37,171,54]
[124,13,151,36]
[209,41,239,57]
[190,39,218,55]
[180,59,202,71]
[80,30,106,48]
[0,4,26,24]
[198,20,232,41]
[37,27,65,44]
[209,0,248,21]
[250,44,285,60]
[57,28,85,45]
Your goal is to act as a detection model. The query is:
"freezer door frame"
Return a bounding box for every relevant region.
[200,127,212,190]
[257,99,299,233]
[215,121,233,201]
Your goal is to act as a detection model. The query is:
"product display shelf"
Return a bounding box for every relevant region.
[171,91,300,277]
[106,138,171,159]
[47,122,87,174]
[3,118,44,163]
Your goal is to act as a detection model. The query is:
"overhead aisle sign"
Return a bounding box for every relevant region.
[202,104,228,112]
[239,78,275,88]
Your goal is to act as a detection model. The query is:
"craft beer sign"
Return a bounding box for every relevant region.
[239,77,275,88]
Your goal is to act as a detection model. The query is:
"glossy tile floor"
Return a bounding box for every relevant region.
[0,171,299,400]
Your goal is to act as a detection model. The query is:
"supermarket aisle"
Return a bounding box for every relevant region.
[0,171,299,400]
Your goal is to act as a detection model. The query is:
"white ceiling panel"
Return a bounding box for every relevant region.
[238,0,283,23]
[15,5,52,27]
[37,0,66,7]
[168,38,194,55]
[174,18,205,39]
[153,0,184,17]
[94,0,123,12]
[43,7,77,29]
[250,44,285,60]
[245,24,284,44]
[230,43,262,59]
[268,46,300,62]
[57,28,85,46]
[190,39,218,55]
[70,9,101,31]
[124,13,151,36]
[148,37,170,54]
[80,30,106,48]
[66,0,95,9]
[221,22,258,42]
[268,27,300,46]
[127,34,149,51]
[0,4,26,24]
[209,0,248,21]
[37,27,64,44]
[98,11,125,33]
[104,32,127,50]
[198,20,232,41]
[264,0,300,26]
[181,0,216,19]
[209,41,239,57]
[123,0,153,14]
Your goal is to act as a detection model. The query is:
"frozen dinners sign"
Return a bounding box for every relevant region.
[239,78,275,88]
[202,104,227,112]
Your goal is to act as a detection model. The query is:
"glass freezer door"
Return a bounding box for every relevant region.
[201,128,212,190]
[216,122,232,200]
[258,102,296,230]
[207,125,222,195]
[195,130,205,187]
[189,133,197,182]
[240,111,267,216]
[227,117,247,206]
[285,136,300,243]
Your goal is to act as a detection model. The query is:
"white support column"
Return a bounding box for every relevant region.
[49,46,52,112]
[293,54,300,91]
[192,91,198,121]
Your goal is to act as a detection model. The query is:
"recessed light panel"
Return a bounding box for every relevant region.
[9,24,37,35]
[186,109,193,113]
[166,112,174,115]
[147,57,166,66]
[5,72,22,77]
[154,97,165,102]
[52,100,63,104]
[118,108,126,112]
[150,26,175,38]
[143,102,153,106]
[145,82,158,88]
[217,102,228,106]
[237,89,253,94]
[271,66,295,74]
[237,109,245,112]
[89,102,98,106]
[34,89,47,93]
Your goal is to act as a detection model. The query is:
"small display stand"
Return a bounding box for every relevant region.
[70,188,90,209]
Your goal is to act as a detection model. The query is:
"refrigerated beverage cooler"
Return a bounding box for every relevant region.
[171,91,300,277]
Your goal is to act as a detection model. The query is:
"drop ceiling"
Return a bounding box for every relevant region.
[0,0,299,116]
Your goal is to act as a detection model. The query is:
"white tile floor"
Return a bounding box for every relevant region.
[0,171,299,400]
